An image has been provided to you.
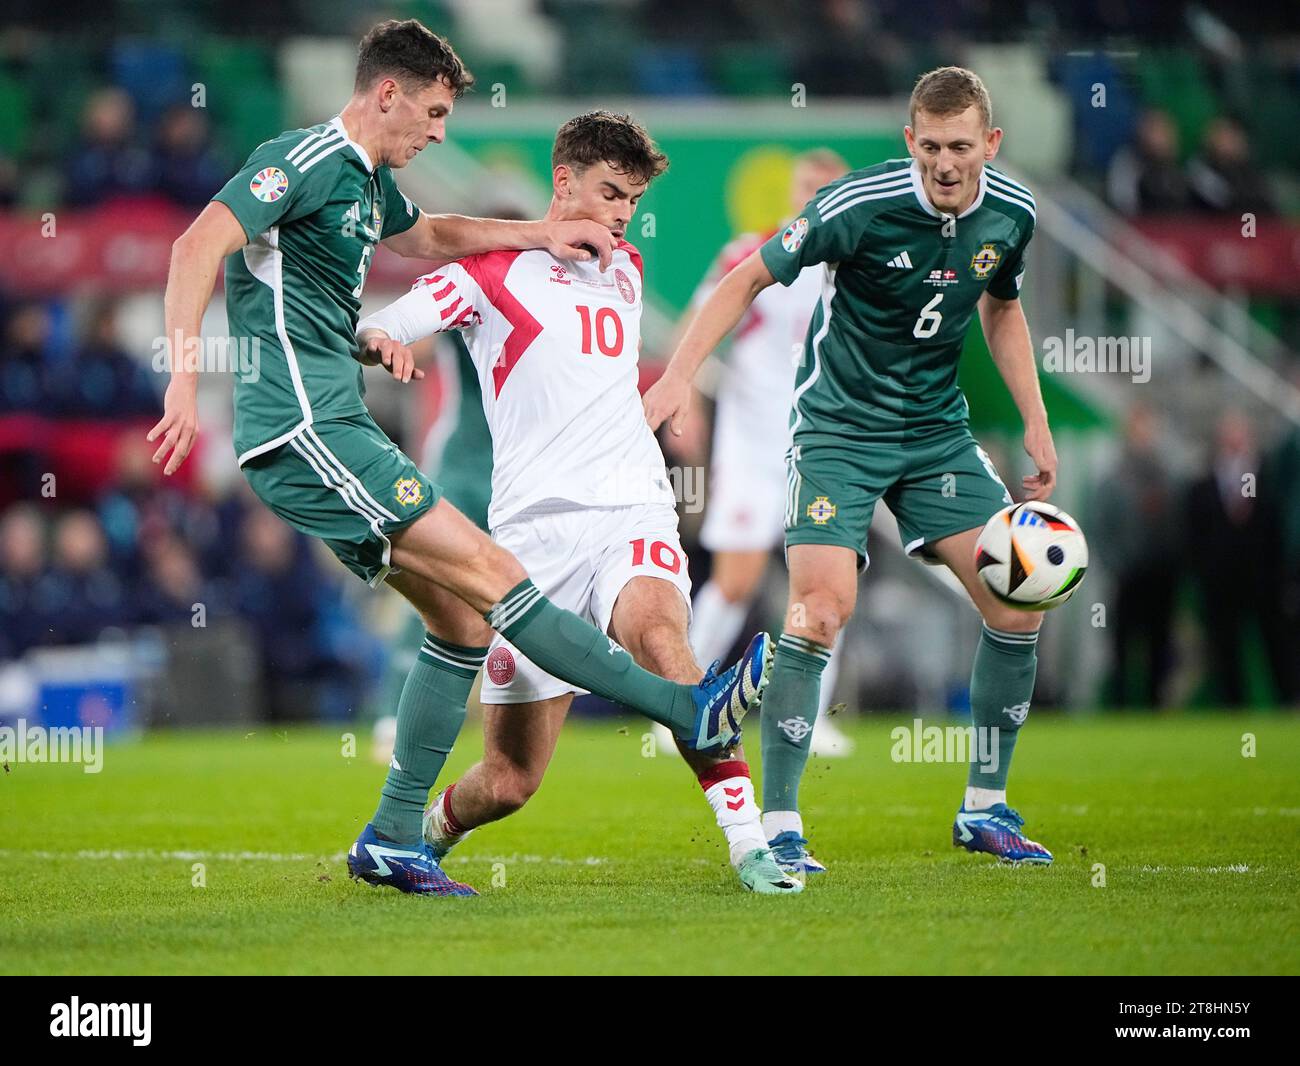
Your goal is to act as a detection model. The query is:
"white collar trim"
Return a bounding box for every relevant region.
[331,115,374,173]
[909,159,987,220]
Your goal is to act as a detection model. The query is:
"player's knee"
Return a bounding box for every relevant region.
[981,602,1043,636]
[787,592,849,646]
[488,765,542,814]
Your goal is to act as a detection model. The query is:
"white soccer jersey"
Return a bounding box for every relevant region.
[358,243,674,529]
[690,230,825,436]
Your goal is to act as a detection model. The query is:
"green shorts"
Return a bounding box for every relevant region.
[784,429,1013,568]
[241,414,441,586]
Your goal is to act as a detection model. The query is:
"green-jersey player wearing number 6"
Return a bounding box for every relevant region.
[643,66,1057,872]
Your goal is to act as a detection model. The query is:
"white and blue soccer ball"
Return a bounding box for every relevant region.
[975,501,1088,611]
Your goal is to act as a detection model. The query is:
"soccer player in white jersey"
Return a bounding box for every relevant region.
[684,150,857,772]
[357,111,800,894]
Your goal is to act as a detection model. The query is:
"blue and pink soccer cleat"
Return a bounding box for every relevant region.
[347,822,479,896]
[952,804,1053,865]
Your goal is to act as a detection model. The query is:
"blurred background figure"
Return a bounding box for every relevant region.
[151,104,227,207]
[62,88,153,207]
[1107,109,1189,216]
[0,505,49,660]
[1185,410,1295,707]
[1093,403,1181,708]
[39,509,125,646]
[1187,117,1276,217]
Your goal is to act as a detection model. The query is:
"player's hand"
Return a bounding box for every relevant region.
[358,333,425,384]
[546,220,614,271]
[643,367,692,436]
[1022,420,1057,500]
[147,378,199,476]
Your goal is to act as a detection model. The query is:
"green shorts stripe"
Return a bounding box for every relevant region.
[242,412,440,587]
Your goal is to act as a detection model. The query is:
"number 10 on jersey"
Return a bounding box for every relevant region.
[576,305,624,357]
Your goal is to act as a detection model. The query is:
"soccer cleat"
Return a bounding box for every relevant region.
[736,847,804,894]
[347,822,478,896]
[422,787,473,859]
[810,711,855,757]
[952,803,1053,865]
[687,631,773,754]
[768,830,827,878]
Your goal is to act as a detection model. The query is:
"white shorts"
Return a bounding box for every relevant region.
[481,502,693,704]
[699,394,789,553]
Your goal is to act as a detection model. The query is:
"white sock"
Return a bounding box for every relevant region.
[964,786,1006,810]
[689,580,749,667]
[425,785,472,851]
[816,630,845,718]
[761,809,804,840]
[701,770,768,867]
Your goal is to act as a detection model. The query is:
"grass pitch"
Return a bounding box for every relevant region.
[2,713,1297,975]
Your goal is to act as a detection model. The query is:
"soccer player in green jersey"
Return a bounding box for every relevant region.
[148,19,771,896]
[645,66,1057,870]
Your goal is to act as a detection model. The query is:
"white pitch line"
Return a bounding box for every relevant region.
[0,848,619,867]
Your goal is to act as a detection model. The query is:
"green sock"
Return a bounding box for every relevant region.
[761,634,832,813]
[487,579,698,734]
[372,632,488,844]
[967,624,1039,792]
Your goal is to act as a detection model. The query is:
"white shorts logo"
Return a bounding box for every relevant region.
[778,715,812,742]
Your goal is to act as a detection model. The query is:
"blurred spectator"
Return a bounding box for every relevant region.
[53,298,158,417]
[1187,117,1276,217]
[133,534,223,626]
[1107,109,1190,215]
[1185,411,1296,706]
[151,105,227,207]
[0,504,50,658]
[35,509,126,644]
[232,509,344,719]
[1093,404,1181,707]
[62,88,154,207]
[0,302,54,413]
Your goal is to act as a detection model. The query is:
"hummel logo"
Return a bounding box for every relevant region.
[724,785,745,811]
[885,251,913,269]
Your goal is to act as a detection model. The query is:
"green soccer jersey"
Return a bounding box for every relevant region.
[212,117,421,463]
[759,158,1035,446]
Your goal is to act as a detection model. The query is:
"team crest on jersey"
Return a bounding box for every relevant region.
[394,477,424,507]
[782,217,809,253]
[614,267,636,304]
[249,167,289,203]
[970,243,1001,279]
[806,496,836,525]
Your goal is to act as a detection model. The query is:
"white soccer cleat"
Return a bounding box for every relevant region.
[810,711,854,757]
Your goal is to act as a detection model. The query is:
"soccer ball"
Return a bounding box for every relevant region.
[974,501,1088,611]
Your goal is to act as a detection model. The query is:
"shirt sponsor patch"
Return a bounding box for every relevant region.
[249,167,289,203]
[781,217,809,253]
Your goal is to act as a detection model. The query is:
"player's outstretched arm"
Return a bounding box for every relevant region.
[384,214,615,271]
[978,291,1057,500]
[644,250,776,436]
[148,202,247,475]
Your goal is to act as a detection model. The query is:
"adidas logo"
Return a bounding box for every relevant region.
[885,251,913,269]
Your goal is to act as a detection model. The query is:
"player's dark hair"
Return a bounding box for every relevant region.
[552,111,669,186]
[355,19,474,97]
[910,66,992,129]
